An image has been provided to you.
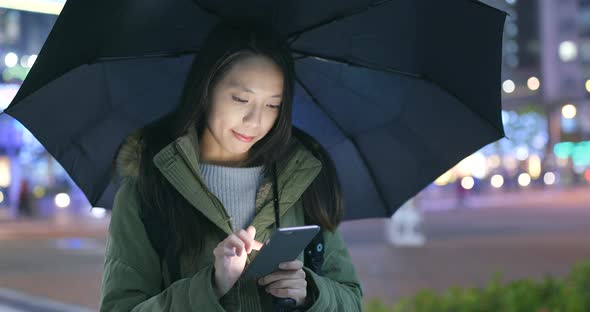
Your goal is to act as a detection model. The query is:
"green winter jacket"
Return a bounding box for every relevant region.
[99,123,364,311]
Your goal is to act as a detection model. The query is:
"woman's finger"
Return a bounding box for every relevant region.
[265,277,307,291]
[266,287,306,301]
[251,239,263,251]
[258,269,306,286]
[236,229,253,253]
[246,226,257,239]
[278,260,304,271]
[246,226,264,251]
[213,245,237,257]
[224,234,245,256]
[224,246,237,257]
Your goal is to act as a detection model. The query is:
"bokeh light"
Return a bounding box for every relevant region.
[490,175,504,188]
[562,104,577,119]
[544,172,556,185]
[559,40,578,62]
[4,52,18,68]
[502,79,515,93]
[91,207,107,218]
[55,193,71,209]
[435,170,453,186]
[528,154,542,179]
[518,173,531,187]
[527,77,540,90]
[461,177,475,190]
[33,186,46,199]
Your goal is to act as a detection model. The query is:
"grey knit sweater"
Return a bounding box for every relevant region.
[199,162,266,231]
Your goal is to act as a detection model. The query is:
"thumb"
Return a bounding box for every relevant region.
[246,225,257,239]
[251,240,264,251]
[246,226,264,251]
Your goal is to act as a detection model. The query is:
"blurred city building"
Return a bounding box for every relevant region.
[427,0,590,201]
[0,2,95,220]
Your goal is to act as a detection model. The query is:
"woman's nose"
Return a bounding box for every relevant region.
[243,105,263,127]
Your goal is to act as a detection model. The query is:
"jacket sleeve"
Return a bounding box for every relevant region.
[301,228,364,312]
[99,179,226,312]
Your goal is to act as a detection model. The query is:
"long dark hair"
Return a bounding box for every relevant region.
[292,127,344,232]
[136,20,343,260]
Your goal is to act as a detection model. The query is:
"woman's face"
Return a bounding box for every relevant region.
[200,54,284,166]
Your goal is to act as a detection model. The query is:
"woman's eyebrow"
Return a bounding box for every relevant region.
[228,81,282,98]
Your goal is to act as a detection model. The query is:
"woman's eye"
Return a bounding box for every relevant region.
[232,96,248,103]
[232,95,279,110]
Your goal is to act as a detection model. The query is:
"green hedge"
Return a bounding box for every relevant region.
[364,260,590,312]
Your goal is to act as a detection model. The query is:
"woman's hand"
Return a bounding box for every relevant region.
[257,260,308,307]
[212,226,263,298]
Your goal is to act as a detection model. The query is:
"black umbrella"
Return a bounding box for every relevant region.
[2,0,506,220]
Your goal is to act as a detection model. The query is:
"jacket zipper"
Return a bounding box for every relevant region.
[204,187,234,233]
[175,143,234,233]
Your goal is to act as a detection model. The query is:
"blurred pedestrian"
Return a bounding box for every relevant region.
[455,180,467,208]
[17,179,34,218]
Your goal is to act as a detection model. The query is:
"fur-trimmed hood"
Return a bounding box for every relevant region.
[115,129,143,179]
[113,123,323,234]
[114,124,322,184]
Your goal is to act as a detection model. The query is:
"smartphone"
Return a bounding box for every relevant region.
[242,225,320,279]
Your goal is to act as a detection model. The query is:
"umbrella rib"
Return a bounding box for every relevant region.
[272,0,279,32]
[420,75,506,137]
[286,0,393,45]
[467,0,508,15]
[92,161,118,206]
[93,50,199,63]
[292,49,422,80]
[294,52,505,136]
[294,75,391,214]
[190,1,223,20]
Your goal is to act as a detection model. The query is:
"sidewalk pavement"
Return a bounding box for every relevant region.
[0,214,109,240]
[0,288,93,312]
[416,185,590,211]
[0,186,589,310]
[0,185,588,240]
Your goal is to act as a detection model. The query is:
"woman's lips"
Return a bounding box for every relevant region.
[233,130,254,142]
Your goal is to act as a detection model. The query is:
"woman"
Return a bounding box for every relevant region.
[100,20,363,311]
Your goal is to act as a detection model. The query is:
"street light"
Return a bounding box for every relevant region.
[490,174,504,188]
[461,176,475,190]
[562,104,577,119]
[4,52,18,68]
[528,154,542,179]
[527,77,540,91]
[55,193,71,208]
[518,173,531,187]
[544,172,556,185]
[28,55,37,68]
[502,80,515,93]
[559,41,578,62]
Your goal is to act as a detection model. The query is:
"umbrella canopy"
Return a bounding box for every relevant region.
[3,0,506,220]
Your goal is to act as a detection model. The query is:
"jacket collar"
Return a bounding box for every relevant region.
[117,122,322,236]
